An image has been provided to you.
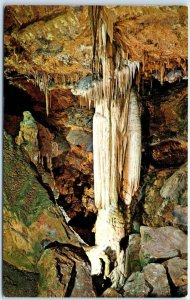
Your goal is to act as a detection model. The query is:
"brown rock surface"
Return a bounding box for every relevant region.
[101,288,122,297]
[66,129,92,150]
[164,257,187,287]
[146,83,187,140]
[160,162,187,204]
[150,139,187,167]
[140,226,187,267]
[142,162,187,228]
[37,245,96,297]
[143,263,170,297]
[4,6,187,88]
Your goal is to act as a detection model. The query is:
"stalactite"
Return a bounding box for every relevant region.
[34,70,50,116]
[160,63,165,85]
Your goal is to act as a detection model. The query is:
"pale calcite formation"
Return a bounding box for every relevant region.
[73,7,142,281]
[15,111,39,164]
[95,207,125,256]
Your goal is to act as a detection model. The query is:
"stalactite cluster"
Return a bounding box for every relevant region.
[81,7,142,211]
[114,26,188,85]
[33,70,82,116]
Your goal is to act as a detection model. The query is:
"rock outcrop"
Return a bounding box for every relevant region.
[140,226,187,267]
[123,271,150,297]
[37,245,96,297]
[143,263,170,297]
[164,257,187,287]
[3,131,95,297]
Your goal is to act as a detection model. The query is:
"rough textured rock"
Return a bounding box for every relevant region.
[110,233,141,290]
[158,163,187,229]
[65,145,93,175]
[141,80,188,229]
[15,111,39,164]
[15,111,71,198]
[66,129,92,151]
[82,187,97,214]
[140,226,187,267]
[101,288,122,297]
[64,106,93,131]
[142,169,173,227]
[142,163,187,229]
[146,83,187,142]
[143,263,170,297]
[3,261,39,297]
[4,6,187,88]
[172,205,187,231]
[127,234,141,275]
[160,162,187,205]
[3,131,81,273]
[164,257,187,287]
[37,245,96,297]
[123,271,150,297]
[150,139,187,167]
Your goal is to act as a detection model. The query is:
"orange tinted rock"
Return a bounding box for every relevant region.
[165,257,187,287]
[150,139,187,167]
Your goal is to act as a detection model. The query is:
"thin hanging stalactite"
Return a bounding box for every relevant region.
[34,70,50,116]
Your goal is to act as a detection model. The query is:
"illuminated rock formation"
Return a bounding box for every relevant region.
[72,7,142,280]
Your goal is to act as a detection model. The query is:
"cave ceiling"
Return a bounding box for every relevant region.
[4,5,188,95]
